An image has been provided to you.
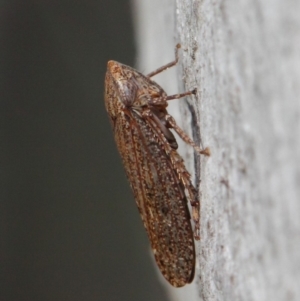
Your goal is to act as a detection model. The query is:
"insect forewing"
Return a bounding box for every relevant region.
[104,61,196,287]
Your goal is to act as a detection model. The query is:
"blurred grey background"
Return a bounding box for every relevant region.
[0,1,167,300]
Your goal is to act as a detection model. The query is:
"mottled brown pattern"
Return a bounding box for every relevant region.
[104,49,208,287]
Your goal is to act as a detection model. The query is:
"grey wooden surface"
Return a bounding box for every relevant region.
[132,0,300,300]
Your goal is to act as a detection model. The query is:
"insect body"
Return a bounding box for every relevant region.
[104,44,209,287]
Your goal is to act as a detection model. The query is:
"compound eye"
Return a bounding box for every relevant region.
[121,81,137,106]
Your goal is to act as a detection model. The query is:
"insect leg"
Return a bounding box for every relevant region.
[165,115,210,156]
[183,177,201,241]
[146,44,181,78]
[171,149,201,240]
[149,89,197,106]
[166,114,209,240]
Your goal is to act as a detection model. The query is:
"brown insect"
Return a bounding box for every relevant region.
[104,44,209,287]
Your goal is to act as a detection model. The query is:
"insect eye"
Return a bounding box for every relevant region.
[119,81,137,106]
